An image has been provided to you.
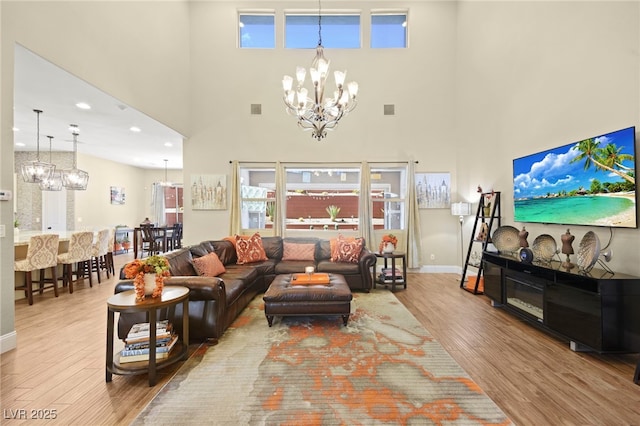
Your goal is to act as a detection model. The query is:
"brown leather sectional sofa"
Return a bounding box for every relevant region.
[114,236,377,342]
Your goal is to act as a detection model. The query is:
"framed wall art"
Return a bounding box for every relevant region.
[110,186,125,205]
[191,174,227,210]
[416,172,451,209]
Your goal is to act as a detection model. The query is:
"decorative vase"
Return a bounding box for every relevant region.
[483,206,491,217]
[382,242,395,253]
[143,273,158,296]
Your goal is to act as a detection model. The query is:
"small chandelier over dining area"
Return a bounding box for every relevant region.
[39,135,63,191]
[20,109,56,183]
[282,1,358,141]
[61,124,89,190]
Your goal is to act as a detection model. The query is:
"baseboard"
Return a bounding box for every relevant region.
[0,331,17,353]
[418,265,460,274]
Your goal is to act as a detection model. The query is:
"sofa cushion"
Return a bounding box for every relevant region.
[282,242,315,261]
[190,241,215,258]
[192,252,226,277]
[165,248,198,276]
[235,233,268,264]
[332,235,364,263]
[261,236,282,260]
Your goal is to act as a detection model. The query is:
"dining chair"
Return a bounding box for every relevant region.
[140,224,165,256]
[57,231,95,293]
[14,234,60,305]
[168,223,183,251]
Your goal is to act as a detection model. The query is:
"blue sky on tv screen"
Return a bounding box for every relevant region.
[513,127,636,199]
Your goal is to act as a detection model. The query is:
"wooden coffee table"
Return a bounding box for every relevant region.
[263,273,352,326]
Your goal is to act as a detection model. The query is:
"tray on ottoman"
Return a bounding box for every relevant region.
[263,273,352,326]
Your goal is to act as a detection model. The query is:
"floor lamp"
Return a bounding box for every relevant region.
[451,202,471,279]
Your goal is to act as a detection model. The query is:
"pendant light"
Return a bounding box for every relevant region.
[39,135,63,191]
[160,159,171,186]
[20,109,55,183]
[61,124,89,190]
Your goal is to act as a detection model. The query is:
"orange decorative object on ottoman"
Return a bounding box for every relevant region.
[263,273,352,326]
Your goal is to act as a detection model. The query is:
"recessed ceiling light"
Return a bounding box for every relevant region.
[76,102,91,110]
[12,127,19,132]
[15,142,25,147]
[164,142,173,147]
[130,126,141,132]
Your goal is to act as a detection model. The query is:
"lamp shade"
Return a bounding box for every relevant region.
[451,202,471,217]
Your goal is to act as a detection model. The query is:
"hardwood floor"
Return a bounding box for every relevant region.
[2,259,638,425]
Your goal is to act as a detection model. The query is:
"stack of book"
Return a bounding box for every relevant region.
[120,320,178,364]
[379,267,404,283]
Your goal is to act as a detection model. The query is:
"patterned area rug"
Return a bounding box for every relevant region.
[132,290,512,425]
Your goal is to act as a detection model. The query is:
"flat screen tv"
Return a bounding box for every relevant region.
[513,126,637,228]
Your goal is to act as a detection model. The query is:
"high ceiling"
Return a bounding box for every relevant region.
[12,45,184,170]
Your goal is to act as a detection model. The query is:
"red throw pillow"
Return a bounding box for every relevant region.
[282,242,316,261]
[192,252,226,277]
[333,235,364,263]
[235,233,268,264]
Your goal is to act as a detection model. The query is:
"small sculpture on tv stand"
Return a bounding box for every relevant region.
[561,228,575,269]
[519,226,529,248]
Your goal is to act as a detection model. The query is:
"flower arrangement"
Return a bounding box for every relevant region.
[379,234,398,253]
[124,255,171,301]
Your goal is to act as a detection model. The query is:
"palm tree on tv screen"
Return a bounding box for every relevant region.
[571,138,635,185]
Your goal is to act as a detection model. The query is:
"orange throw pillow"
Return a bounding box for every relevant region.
[235,233,268,264]
[192,252,226,277]
[282,242,316,261]
[332,235,363,263]
[330,235,357,262]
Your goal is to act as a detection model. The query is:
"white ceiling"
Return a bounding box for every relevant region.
[13,45,184,170]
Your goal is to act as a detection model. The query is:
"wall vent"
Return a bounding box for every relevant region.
[251,104,262,115]
[383,104,395,115]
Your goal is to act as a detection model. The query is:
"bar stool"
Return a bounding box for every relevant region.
[14,234,60,305]
[91,229,111,283]
[57,231,95,293]
[105,228,116,276]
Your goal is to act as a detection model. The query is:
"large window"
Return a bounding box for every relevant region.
[239,13,275,48]
[285,14,360,48]
[371,13,408,48]
[237,163,408,234]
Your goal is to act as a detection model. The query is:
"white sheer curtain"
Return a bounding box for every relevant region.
[274,162,286,236]
[407,161,423,268]
[229,160,241,235]
[151,183,165,226]
[358,161,373,248]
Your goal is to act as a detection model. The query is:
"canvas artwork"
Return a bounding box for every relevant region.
[110,186,125,205]
[191,174,227,210]
[416,172,451,209]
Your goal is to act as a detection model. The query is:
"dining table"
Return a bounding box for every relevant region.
[132,226,174,259]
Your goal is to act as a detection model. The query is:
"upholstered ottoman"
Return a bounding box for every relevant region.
[263,273,352,326]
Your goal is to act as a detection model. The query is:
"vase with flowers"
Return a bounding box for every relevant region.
[124,255,171,301]
[379,234,398,254]
[483,190,495,217]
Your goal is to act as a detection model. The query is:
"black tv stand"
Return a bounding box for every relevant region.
[482,251,640,383]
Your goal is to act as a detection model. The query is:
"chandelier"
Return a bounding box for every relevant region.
[39,135,63,191]
[282,4,358,141]
[61,124,89,190]
[20,109,55,183]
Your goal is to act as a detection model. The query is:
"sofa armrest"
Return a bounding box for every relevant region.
[358,248,378,290]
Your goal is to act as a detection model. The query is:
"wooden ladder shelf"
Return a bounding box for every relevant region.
[459,191,501,294]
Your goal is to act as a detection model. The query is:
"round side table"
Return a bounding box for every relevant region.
[374,251,407,291]
[106,286,189,386]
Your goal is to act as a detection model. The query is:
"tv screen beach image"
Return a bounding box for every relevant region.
[513,127,636,228]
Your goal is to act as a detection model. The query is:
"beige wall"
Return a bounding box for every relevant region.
[1,1,639,351]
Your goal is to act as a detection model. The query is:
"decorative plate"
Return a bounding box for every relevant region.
[531,234,557,262]
[577,231,600,271]
[492,225,520,254]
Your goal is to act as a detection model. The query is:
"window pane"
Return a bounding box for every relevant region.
[371,14,407,48]
[239,14,275,48]
[371,167,407,230]
[285,167,361,230]
[239,167,275,230]
[285,15,360,48]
